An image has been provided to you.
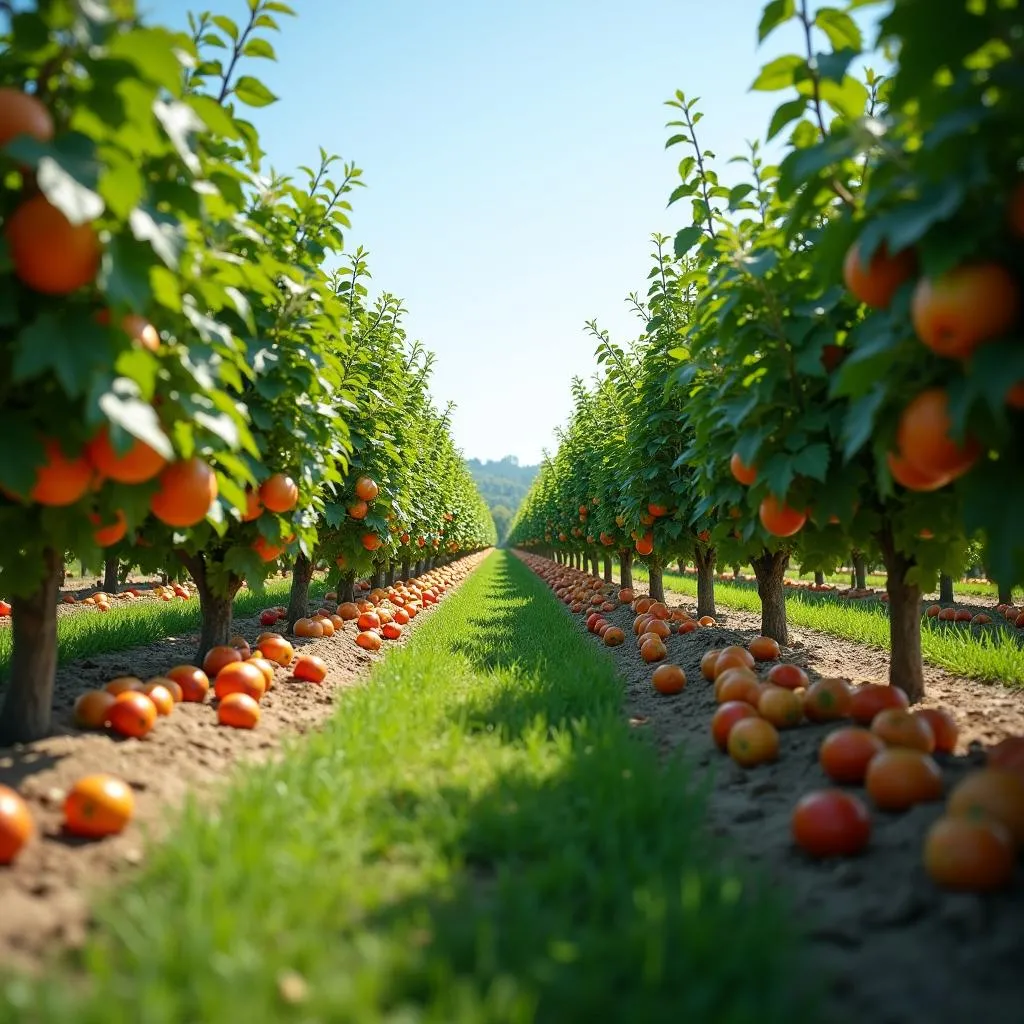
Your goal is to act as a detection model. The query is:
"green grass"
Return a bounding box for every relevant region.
[636,567,1024,687]
[2,551,815,1023]
[0,578,322,682]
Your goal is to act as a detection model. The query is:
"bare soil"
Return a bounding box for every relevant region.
[0,553,486,972]
[540,563,1024,1024]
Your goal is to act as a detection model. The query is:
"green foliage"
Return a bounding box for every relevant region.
[466,456,539,544]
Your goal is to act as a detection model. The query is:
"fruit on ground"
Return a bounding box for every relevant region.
[849,683,910,726]
[247,657,276,690]
[700,648,723,680]
[865,749,944,811]
[710,701,759,750]
[147,676,183,702]
[651,663,686,695]
[108,690,158,739]
[727,717,779,767]
[765,663,808,691]
[0,87,54,148]
[987,736,1024,781]
[356,630,382,651]
[792,789,872,858]
[258,636,295,666]
[748,636,781,661]
[603,626,625,646]
[203,645,243,679]
[165,665,210,702]
[923,816,1015,891]
[5,195,101,294]
[910,263,1019,360]
[758,686,803,728]
[715,668,762,707]
[803,678,852,722]
[0,785,34,865]
[140,682,174,716]
[715,645,755,675]
[293,654,328,683]
[640,637,667,663]
[946,769,1024,845]
[915,708,958,754]
[105,676,143,695]
[870,708,936,753]
[819,727,886,784]
[843,240,917,309]
[63,774,134,837]
[218,692,260,729]
[73,689,117,729]
[214,662,267,702]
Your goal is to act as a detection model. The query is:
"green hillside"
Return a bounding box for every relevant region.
[466,456,538,544]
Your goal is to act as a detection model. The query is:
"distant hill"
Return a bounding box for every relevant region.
[466,456,539,545]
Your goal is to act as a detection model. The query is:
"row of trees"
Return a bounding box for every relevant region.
[0,0,493,744]
[511,0,1022,704]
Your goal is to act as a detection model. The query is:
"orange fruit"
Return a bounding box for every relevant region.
[730,452,757,485]
[0,88,54,148]
[5,195,100,294]
[260,473,298,513]
[218,692,260,728]
[651,663,686,695]
[149,458,218,528]
[86,427,168,484]
[843,240,917,309]
[896,388,980,483]
[63,774,134,837]
[354,476,379,501]
[108,690,157,739]
[0,785,34,865]
[29,440,93,506]
[759,495,806,537]
[73,689,116,729]
[924,816,1015,891]
[727,717,779,767]
[870,708,935,752]
[947,768,1024,845]
[865,748,943,811]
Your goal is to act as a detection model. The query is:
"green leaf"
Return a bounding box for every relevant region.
[751,55,805,92]
[233,75,278,108]
[212,15,239,40]
[108,28,185,92]
[243,38,277,59]
[767,97,808,140]
[99,155,144,220]
[758,0,795,42]
[727,183,756,210]
[820,76,869,119]
[815,8,862,51]
[13,313,114,396]
[791,443,830,481]
[815,48,858,84]
[98,380,175,459]
[841,386,886,459]
[188,95,243,139]
[672,226,703,257]
[129,206,186,269]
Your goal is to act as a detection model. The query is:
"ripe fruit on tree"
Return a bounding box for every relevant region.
[895,388,980,483]
[63,774,135,838]
[354,476,379,501]
[5,194,101,294]
[791,789,871,858]
[758,495,806,537]
[843,240,917,309]
[885,451,950,492]
[259,473,298,513]
[90,510,128,547]
[86,428,168,484]
[28,441,93,506]
[149,458,218,528]
[910,263,1019,360]
[729,452,758,485]
[0,87,54,147]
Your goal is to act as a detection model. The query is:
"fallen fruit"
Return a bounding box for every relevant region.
[792,789,872,858]
[63,774,134,838]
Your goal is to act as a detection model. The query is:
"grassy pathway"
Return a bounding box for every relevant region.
[3,551,812,1022]
[635,567,1024,686]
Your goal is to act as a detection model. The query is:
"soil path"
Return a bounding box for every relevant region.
[544,565,1024,1024]
[0,553,486,971]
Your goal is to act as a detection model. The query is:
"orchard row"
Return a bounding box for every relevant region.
[0,1,494,744]
[510,0,1023,703]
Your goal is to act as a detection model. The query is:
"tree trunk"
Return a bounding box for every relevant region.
[938,573,954,604]
[338,571,356,604]
[732,564,741,579]
[814,570,825,587]
[648,554,665,602]
[589,550,599,577]
[415,559,425,576]
[878,527,925,703]
[384,561,395,587]
[286,552,315,629]
[750,549,789,645]
[102,555,119,594]
[997,581,1013,605]
[180,552,241,664]
[0,548,61,744]
[602,553,613,584]
[618,549,633,590]
[401,559,411,581]
[695,544,717,619]
[853,550,867,590]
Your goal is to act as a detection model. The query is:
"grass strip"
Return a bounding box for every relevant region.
[636,567,1024,687]
[0,579,316,682]
[3,551,814,1023]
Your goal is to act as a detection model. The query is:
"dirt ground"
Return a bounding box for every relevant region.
[548,569,1024,1024]
[0,552,486,972]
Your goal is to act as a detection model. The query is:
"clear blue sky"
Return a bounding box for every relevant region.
[143,0,886,466]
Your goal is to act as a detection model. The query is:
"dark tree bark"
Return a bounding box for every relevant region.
[814,570,825,587]
[732,563,742,579]
[878,526,925,703]
[338,571,356,604]
[852,550,867,590]
[938,573,954,604]
[694,544,717,619]
[997,581,1013,605]
[384,561,396,587]
[618,549,633,590]
[102,556,119,594]
[589,550,599,577]
[602,553,613,584]
[286,552,315,629]
[179,552,242,664]
[648,554,665,602]
[415,559,425,576]
[750,549,789,645]
[0,548,62,744]
[401,559,411,581]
